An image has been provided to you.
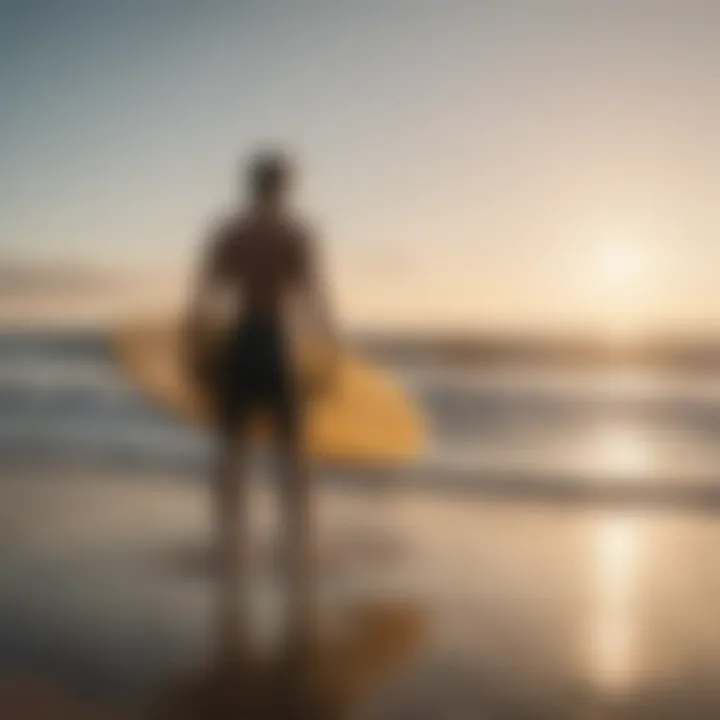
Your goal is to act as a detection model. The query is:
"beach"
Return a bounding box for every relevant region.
[3,331,720,717]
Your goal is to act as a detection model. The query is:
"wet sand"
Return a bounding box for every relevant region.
[1,469,720,718]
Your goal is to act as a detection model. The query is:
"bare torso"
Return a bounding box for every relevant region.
[209,209,310,321]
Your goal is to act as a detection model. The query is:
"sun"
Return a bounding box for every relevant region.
[595,241,645,289]
[584,235,653,341]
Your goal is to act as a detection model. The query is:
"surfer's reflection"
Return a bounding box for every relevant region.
[157,589,426,719]
[158,473,425,718]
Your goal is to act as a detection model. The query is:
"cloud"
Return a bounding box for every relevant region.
[0,261,183,326]
[0,260,117,296]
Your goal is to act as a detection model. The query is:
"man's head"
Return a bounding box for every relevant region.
[246,150,293,205]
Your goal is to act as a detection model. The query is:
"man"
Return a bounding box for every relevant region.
[184,151,336,658]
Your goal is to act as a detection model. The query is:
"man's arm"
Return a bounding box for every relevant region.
[182,223,232,385]
[294,227,342,391]
[297,228,338,348]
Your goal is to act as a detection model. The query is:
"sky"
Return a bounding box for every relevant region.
[2,0,720,332]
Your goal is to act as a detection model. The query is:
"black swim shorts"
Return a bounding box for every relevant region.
[214,316,300,441]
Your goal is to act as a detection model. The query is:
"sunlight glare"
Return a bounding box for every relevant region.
[583,234,655,342]
[595,239,645,289]
[590,514,643,695]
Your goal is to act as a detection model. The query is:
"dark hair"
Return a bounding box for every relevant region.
[247,151,292,198]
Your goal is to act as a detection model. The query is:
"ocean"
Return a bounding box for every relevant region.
[3,330,720,493]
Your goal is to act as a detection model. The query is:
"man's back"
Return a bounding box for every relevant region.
[210,210,310,321]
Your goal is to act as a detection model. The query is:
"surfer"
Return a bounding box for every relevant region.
[183,150,337,658]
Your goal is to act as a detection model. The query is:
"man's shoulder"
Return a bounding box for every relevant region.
[206,211,252,253]
[202,209,234,239]
[282,212,318,245]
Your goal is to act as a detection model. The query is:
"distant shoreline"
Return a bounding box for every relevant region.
[3,325,720,374]
[360,331,720,374]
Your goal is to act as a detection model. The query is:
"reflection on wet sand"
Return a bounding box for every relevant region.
[588,420,649,693]
[590,514,644,694]
[156,601,426,719]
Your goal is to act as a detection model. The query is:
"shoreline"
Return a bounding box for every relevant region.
[5,460,720,513]
[4,325,720,375]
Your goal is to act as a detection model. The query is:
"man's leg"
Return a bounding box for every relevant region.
[276,413,315,650]
[213,428,250,661]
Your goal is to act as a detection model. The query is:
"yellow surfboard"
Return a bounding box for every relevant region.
[113,319,424,464]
